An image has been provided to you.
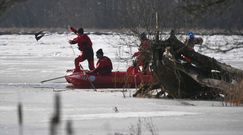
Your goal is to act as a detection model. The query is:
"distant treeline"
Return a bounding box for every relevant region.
[0,0,243,31]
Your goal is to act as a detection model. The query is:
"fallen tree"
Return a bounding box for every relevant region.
[133,31,243,100]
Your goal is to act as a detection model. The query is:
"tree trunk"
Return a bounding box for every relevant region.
[134,31,243,99]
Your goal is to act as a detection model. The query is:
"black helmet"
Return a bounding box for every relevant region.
[140,32,147,40]
[96,49,104,55]
[78,28,84,34]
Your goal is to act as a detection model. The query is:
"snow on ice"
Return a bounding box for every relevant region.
[0,33,243,135]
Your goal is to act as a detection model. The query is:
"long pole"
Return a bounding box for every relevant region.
[66,28,76,56]
[70,45,76,56]
[41,76,66,83]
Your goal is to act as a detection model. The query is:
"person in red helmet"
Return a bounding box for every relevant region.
[87,49,113,75]
[69,27,95,72]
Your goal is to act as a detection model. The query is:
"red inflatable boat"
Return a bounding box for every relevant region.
[65,68,154,88]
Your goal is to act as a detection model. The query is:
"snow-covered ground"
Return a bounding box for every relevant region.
[0,33,243,135]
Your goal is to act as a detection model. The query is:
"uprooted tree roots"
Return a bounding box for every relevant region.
[133,32,243,103]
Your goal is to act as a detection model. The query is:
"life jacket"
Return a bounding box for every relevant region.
[72,34,92,51]
[94,56,113,75]
[133,39,152,66]
[127,66,140,75]
[69,27,92,50]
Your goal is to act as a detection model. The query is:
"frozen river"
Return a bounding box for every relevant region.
[0,33,243,135]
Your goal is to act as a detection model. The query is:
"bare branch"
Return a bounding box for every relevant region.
[201,41,243,53]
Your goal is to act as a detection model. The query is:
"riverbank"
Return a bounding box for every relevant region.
[1,27,243,35]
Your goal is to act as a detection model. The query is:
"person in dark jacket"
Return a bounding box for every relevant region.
[69,27,95,72]
[87,49,113,75]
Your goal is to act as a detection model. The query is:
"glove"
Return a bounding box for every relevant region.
[70,27,77,34]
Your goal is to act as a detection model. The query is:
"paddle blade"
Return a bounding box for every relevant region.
[35,31,45,41]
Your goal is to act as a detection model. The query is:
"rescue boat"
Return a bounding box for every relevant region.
[65,68,154,88]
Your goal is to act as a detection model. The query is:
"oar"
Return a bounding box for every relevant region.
[34,31,52,41]
[35,31,46,41]
[35,26,76,41]
[41,76,66,83]
[69,44,76,56]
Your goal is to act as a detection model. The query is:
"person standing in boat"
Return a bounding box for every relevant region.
[69,27,95,72]
[87,49,113,75]
[132,32,152,73]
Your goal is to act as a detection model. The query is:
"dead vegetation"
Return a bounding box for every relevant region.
[223,80,243,106]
